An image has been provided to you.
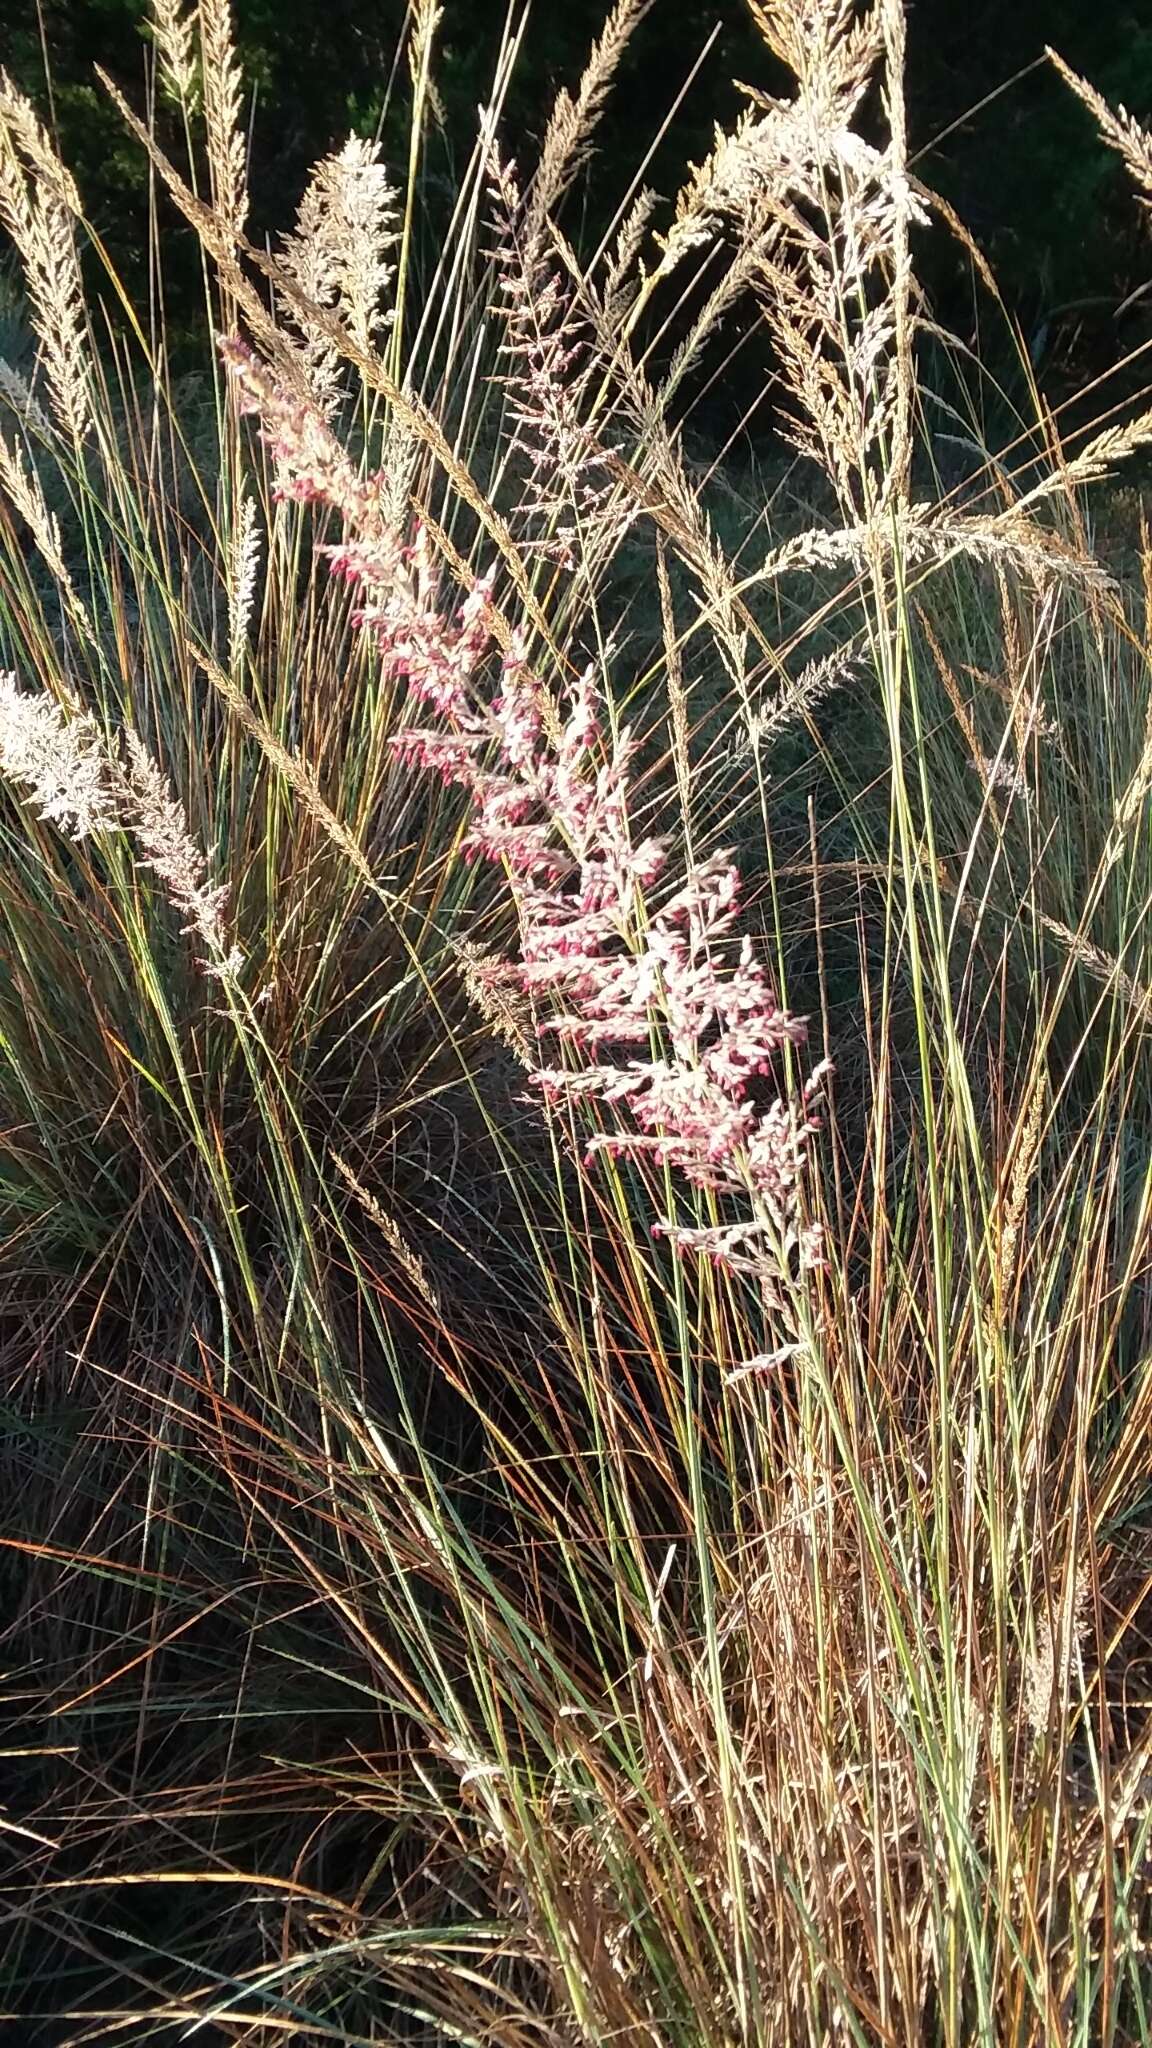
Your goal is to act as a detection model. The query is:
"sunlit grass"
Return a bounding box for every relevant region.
[1,2,1151,2043]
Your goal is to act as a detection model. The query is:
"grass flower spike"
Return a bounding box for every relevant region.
[0,674,240,975]
[0,672,116,837]
[224,336,825,1281]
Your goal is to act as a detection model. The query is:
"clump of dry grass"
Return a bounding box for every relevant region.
[2,3,1152,2045]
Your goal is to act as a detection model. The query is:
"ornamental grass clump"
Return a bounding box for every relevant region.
[3,0,1152,2043]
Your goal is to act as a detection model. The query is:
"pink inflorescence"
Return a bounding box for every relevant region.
[222,337,827,1278]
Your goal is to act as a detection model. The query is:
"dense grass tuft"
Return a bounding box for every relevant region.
[2,3,1152,2042]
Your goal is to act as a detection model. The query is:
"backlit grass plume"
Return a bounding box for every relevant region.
[224,334,825,1283]
[0,673,241,972]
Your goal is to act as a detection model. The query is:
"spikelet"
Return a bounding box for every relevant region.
[754,504,1113,593]
[530,0,653,227]
[0,75,81,214]
[331,1151,441,1312]
[479,4,656,568]
[927,510,1113,590]
[0,672,115,837]
[973,751,1031,809]
[742,651,857,752]
[1020,405,1152,505]
[118,730,242,975]
[746,0,882,115]
[1040,916,1152,1025]
[1048,47,1152,209]
[406,0,443,117]
[490,152,624,563]
[199,0,246,235]
[0,358,50,436]
[455,940,535,1069]
[227,491,262,669]
[1021,1559,1092,1743]
[280,137,397,405]
[0,675,241,974]
[602,188,658,329]
[0,430,93,637]
[653,1,922,523]
[0,74,90,443]
[878,0,915,499]
[373,412,419,533]
[990,1062,1048,1317]
[149,0,200,111]
[662,238,772,400]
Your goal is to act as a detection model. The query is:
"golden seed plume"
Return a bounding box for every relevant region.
[0,74,90,443]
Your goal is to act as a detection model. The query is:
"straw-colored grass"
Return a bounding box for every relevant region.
[2,3,1151,2043]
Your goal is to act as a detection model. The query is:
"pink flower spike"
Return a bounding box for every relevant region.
[222,335,828,1286]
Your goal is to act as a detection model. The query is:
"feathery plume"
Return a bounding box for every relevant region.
[1040,916,1152,1025]
[1048,48,1152,210]
[456,939,535,1069]
[753,504,1112,593]
[0,672,115,838]
[227,491,262,669]
[742,651,857,752]
[199,0,247,235]
[0,675,241,974]
[530,0,654,226]
[331,1150,442,1312]
[280,137,397,405]
[118,731,242,975]
[0,75,81,214]
[0,359,50,436]
[0,73,90,443]
[0,430,93,635]
[654,0,922,522]
[489,153,624,564]
[224,337,826,1285]
[1020,405,1152,506]
[149,0,200,111]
